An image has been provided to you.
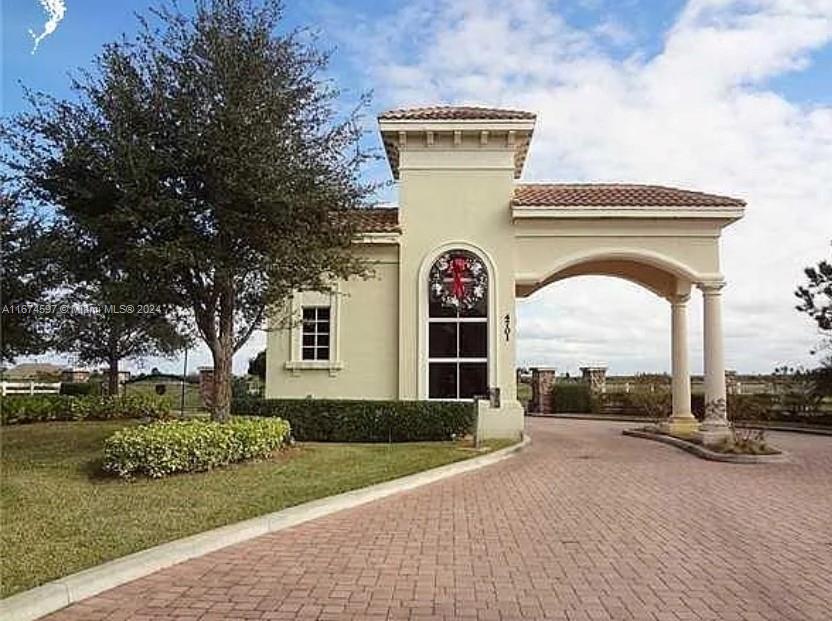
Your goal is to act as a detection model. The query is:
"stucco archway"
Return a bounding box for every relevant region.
[515,248,720,435]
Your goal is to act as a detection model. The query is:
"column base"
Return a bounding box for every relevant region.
[476,399,525,442]
[695,425,732,448]
[660,415,699,436]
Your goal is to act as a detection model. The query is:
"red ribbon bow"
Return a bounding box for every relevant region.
[449,257,468,300]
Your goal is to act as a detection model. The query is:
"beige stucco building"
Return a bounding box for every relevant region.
[266,106,744,442]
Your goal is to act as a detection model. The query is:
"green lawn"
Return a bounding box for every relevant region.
[1,421,512,598]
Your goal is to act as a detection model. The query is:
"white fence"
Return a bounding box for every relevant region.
[0,381,62,396]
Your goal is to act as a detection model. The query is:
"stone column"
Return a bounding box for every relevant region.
[530,367,557,414]
[698,283,731,444]
[663,293,697,434]
[580,366,608,394]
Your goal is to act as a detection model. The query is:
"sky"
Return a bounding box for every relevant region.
[3,0,831,378]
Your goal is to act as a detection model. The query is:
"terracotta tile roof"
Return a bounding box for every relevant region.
[379,106,536,121]
[346,208,400,233]
[512,184,745,207]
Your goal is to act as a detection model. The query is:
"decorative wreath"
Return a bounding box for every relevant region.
[429,251,488,310]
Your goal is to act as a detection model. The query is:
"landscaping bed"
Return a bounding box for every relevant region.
[0,420,512,597]
[622,425,787,464]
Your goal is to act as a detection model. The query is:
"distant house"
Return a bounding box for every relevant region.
[61,368,92,383]
[3,363,64,380]
[98,368,131,384]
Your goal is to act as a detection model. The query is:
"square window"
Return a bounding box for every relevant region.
[429,323,457,358]
[317,346,330,360]
[317,333,330,347]
[459,322,487,358]
[459,363,487,399]
[429,363,457,399]
[302,346,316,361]
[303,334,316,347]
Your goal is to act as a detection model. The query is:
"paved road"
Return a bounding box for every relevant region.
[47,419,832,621]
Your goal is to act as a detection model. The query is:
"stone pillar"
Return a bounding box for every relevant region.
[579,365,607,394]
[530,367,557,414]
[698,283,731,444]
[663,294,697,434]
[198,366,215,410]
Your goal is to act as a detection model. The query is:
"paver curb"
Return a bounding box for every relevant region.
[0,434,530,621]
[528,413,654,423]
[622,429,789,463]
[532,413,832,435]
[733,421,832,436]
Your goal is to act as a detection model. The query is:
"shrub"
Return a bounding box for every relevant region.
[550,383,595,413]
[60,382,95,396]
[231,397,475,442]
[0,394,171,425]
[727,394,777,421]
[103,417,291,478]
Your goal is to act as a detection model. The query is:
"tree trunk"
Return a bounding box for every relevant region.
[210,341,233,422]
[210,271,236,422]
[108,357,120,396]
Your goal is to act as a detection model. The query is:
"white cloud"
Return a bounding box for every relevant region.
[29,0,66,54]
[336,0,832,374]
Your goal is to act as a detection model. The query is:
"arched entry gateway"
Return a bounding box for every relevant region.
[517,247,725,435]
[266,105,744,446]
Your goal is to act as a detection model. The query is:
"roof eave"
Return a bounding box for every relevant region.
[512,205,746,222]
[378,118,536,133]
[354,231,402,244]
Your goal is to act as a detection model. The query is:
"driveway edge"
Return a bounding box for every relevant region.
[622,429,788,463]
[0,435,529,621]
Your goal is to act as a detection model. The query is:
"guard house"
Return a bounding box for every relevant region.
[266,106,745,441]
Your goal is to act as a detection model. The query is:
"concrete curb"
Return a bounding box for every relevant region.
[622,429,788,464]
[528,413,654,424]
[0,435,530,621]
[733,421,832,436]
[533,414,832,436]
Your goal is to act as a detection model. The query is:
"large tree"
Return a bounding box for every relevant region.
[0,193,60,364]
[51,275,188,395]
[2,0,375,418]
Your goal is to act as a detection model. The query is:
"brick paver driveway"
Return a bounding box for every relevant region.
[47,419,832,621]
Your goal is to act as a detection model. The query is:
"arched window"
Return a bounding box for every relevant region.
[427,250,489,399]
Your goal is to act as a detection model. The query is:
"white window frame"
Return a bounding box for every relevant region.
[284,289,344,376]
[420,239,498,401]
[301,306,332,361]
[423,247,493,401]
[427,313,489,401]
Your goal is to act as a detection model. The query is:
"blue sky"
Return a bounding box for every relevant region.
[3,0,832,376]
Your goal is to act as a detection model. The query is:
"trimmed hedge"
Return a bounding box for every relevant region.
[551,383,596,414]
[103,417,291,478]
[0,394,171,425]
[231,397,475,442]
[60,382,97,396]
